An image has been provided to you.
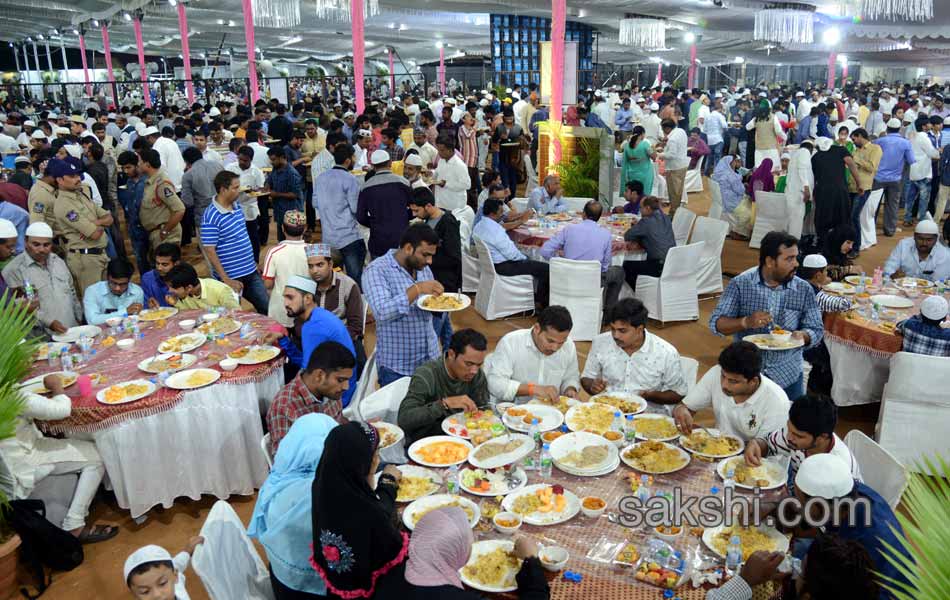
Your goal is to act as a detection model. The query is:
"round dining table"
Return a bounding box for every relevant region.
[508,215,647,265]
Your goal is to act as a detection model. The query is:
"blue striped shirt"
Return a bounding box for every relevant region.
[200,199,257,278]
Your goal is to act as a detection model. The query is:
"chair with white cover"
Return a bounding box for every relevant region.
[859,189,884,250]
[690,216,730,295]
[680,356,699,393]
[877,351,950,472]
[462,249,481,293]
[633,242,705,324]
[562,197,591,213]
[511,197,529,213]
[523,154,539,197]
[707,178,724,221]
[260,433,272,469]
[193,501,275,600]
[343,351,377,421]
[473,238,536,320]
[549,258,603,341]
[749,191,788,249]
[672,207,697,247]
[843,430,908,509]
[684,156,705,194]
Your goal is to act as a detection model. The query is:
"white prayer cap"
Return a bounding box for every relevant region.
[25,222,53,239]
[741,88,751,95]
[758,91,767,97]
[31,130,47,140]
[944,117,950,126]
[636,97,646,103]
[802,254,827,269]
[780,152,791,160]
[107,112,116,119]
[915,219,939,235]
[124,545,173,584]
[486,93,494,100]
[343,111,355,118]
[505,87,512,94]
[882,87,892,93]
[64,144,82,159]
[404,153,423,167]
[80,131,97,140]
[796,454,854,499]
[886,118,902,129]
[141,125,159,136]
[511,91,521,100]
[208,106,221,116]
[478,99,488,107]
[650,103,659,111]
[370,149,390,165]
[910,89,919,96]
[714,92,723,98]
[285,275,317,295]
[0,218,16,239]
[921,295,949,320]
[357,129,372,138]
[795,91,805,97]
[832,93,841,99]
[54,127,70,136]
[23,120,35,127]
[594,90,603,98]
[445,98,457,106]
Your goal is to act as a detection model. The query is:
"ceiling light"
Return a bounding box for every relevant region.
[228,20,236,27]
[37,34,44,40]
[822,27,840,46]
[123,12,132,21]
[387,23,395,29]
[169,0,177,6]
[734,56,744,63]
[25,36,32,42]
[72,29,79,36]
[435,41,443,49]
[398,24,408,31]
[92,20,99,27]
[838,54,848,64]
[683,32,695,43]
[51,29,58,35]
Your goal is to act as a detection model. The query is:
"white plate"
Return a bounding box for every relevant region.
[468,434,534,469]
[502,405,564,433]
[679,428,745,458]
[895,277,934,289]
[416,293,471,312]
[164,368,221,390]
[137,353,198,374]
[844,275,873,286]
[18,371,79,394]
[32,342,71,362]
[633,414,680,442]
[716,457,788,491]
[459,466,528,496]
[619,441,691,475]
[227,345,281,365]
[823,282,855,295]
[407,435,473,468]
[197,317,241,336]
[157,333,206,354]
[402,494,480,531]
[702,524,790,560]
[137,307,179,321]
[373,465,441,502]
[589,392,647,415]
[548,431,618,474]
[556,453,620,477]
[95,379,157,405]
[373,422,405,450]
[52,325,101,343]
[564,402,619,434]
[501,484,581,526]
[441,410,502,440]
[741,334,805,351]
[870,294,915,309]
[459,539,519,593]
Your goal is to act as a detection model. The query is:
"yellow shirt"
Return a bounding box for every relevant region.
[301,131,326,160]
[175,278,240,310]
[858,105,869,128]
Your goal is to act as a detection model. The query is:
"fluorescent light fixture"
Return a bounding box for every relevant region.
[123,12,132,21]
[822,27,840,45]
[683,32,695,43]
[734,56,744,63]
[169,0,177,6]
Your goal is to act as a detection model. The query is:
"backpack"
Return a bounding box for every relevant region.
[6,499,83,598]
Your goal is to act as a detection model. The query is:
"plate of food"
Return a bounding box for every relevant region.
[564,402,618,435]
[620,441,691,474]
[702,525,790,561]
[137,307,179,321]
[590,392,647,415]
[679,429,744,458]
[374,465,441,502]
[52,325,101,343]
[548,213,574,222]
[138,353,198,374]
[501,484,580,526]
[416,293,471,312]
[895,277,934,289]
[459,539,521,593]
[717,456,788,490]
[844,275,873,286]
[459,466,528,496]
[527,395,580,414]
[548,431,618,475]
[633,414,680,442]
[742,333,804,351]
[441,409,502,441]
[227,345,281,365]
[372,422,404,449]
[197,317,241,336]
[823,282,855,295]
[164,368,221,390]
[502,405,563,433]
[18,371,79,395]
[32,342,71,362]
[157,333,206,354]
[468,434,534,469]
[96,379,157,405]
[407,436,473,467]
[870,294,915,309]
[402,494,479,531]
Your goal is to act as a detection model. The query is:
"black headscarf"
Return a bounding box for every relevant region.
[310,421,408,598]
[822,224,857,266]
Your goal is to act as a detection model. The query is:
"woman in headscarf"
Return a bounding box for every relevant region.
[745,158,775,199]
[821,223,860,280]
[712,155,753,239]
[745,103,786,169]
[811,136,860,245]
[620,125,655,196]
[249,414,338,599]
[311,422,407,599]
[564,105,581,126]
[382,507,549,600]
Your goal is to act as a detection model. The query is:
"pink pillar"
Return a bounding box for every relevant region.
[241,0,260,103]
[439,46,446,95]
[550,0,566,166]
[842,62,849,82]
[827,52,837,90]
[133,18,152,108]
[657,62,663,85]
[78,34,92,96]
[388,49,395,99]
[351,0,365,114]
[687,44,697,89]
[101,25,115,83]
[177,3,196,104]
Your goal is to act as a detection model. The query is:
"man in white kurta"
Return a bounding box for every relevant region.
[432,138,470,211]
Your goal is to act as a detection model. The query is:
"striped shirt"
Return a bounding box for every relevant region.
[200,199,257,278]
[763,428,862,494]
[458,125,478,168]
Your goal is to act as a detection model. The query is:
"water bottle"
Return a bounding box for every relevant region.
[23,279,35,301]
[47,343,61,368]
[157,370,171,389]
[637,474,651,504]
[446,464,460,495]
[873,266,883,288]
[239,322,254,340]
[79,335,93,364]
[612,411,623,433]
[60,352,74,373]
[723,468,736,492]
[131,321,142,339]
[624,414,637,444]
[725,535,743,575]
[539,443,552,478]
[524,418,540,470]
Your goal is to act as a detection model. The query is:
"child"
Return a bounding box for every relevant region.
[124,537,203,600]
[799,254,850,397]
[896,295,950,357]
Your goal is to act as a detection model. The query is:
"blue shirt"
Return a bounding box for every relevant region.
[117,175,148,243]
[873,133,916,183]
[265,164,304,206]
[313,166,362,250]
[82,280,145,325]
[528,186,568,215]
[141,269,170,307]
[0,201,28,252]
[278,307,357,407]
[540,218,613,272]
[473,216,526,264]
[200,200,257,279]
[614,107,634,132]
[709,266,823,388]
[796,115,813,144]
[362,250,452,376]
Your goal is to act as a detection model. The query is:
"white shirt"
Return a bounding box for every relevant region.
[512,99,529,127]
[796,98,814,122]
[354,146,369,171]
[408,142,438,168]
[485,328,581,402]
[81,175,103,208]
[661,127,690,171]
[433,154,470,211]
[908,130,940,181]
[202,149,223,165]
[248,142,271,169]
[152,136,186,188]
[879,96,897,117]
[0,132,18,154]
[641,113,662,143]
[225,163,264,221]
[682,366,790,442]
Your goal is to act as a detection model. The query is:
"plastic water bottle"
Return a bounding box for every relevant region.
[157,370,172,389]
[239,322,254,340]
[131,321,142,339]
[47,343,61,368]
[637,474,651,504]
[23,279,35,301]
[872,266,883,288]
[725,535,743,575]
[723,468,736,492]
[60,352,74,373]
[524,418,540,470]
[624,414,637,444]
[79,335,93,364]
[539,443,553,478]
[612,411,623,433]
[446,464,460,495]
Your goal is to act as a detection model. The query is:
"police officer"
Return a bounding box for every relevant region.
[138,148,185,253]
[49,158,113,298]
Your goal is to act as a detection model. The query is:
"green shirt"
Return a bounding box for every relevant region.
[397,358,490,444]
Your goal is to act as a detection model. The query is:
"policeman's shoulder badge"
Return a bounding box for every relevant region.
[33,202,44,213]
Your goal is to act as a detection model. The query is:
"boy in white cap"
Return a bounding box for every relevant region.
[124,537,203,600]
[882,219,950,281]
[896,294,950,356]
[798,254,852,313]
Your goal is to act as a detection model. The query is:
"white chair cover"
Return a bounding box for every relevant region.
[877,351,950,472]
[843,430,908,509]
[633,242,705,324]
[672,207,697,247]
[562,197,591,213]
[859,189,884,250]
[680,357,699,393]
[462,250,481,293]
[685,157,704,194]
[690,216,730,295]
[473,239,535,320]
[343,351,377,421]
[707,179,724,221]
[453,206,475,251]
[652,163,668,200]
[749,191,788,249]
[523,155,539,197]
[359,377,412,464]
[193,501,275,600]
[549,258,603,341]
[261,433,272,470]
[511,197,529,213]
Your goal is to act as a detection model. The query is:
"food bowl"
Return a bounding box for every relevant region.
[105,316,123,328]
[116,338,135,351]
[219,358,239,372]
[179,319,196,331]
[496,402,515,413]
[581,496,607,518]
[201,312,220,323]
[539,546,569,571]
[492,512,523,535]
[653,525,683,542]
[602,430,625,448]
[770,329,792,343]
[904,288,920,299]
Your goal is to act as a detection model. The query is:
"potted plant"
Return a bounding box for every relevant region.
[0,293,35,599]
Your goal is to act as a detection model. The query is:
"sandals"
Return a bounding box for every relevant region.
[76,524,119,545]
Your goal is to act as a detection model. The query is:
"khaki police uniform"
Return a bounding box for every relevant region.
[140,168,185,250]
[28,179,61,232]
[53,184,109,298]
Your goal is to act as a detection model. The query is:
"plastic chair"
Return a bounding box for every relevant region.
[685,156,705,194]
[691,216,730,295]
[672,206,697,246]
[359,376,412,424]
[453,205,475,251]
[523,154,539,197]
[562,197,591,213]
[749,191,788,249]
[843,430,908,509]
[633,242,705,324]
[511,197,529,213]
[473,238,536,320]
[859,189,884,250]
[549,258,603,341]
[707,179,724,221]
[343,351,377,421]
[192,501,275,600]
[680,356,699,393]
[462,249,481,293]
[260,434,272,470]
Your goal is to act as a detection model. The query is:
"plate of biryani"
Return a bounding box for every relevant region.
[564,402,618,435]
[227,345,281,365]
[502,405,563,433]
[402,494,480,531]
[197,317,241,336]
[408,436,473,467]
[633,414,680,442]
[157,333,206,354]
[501,484,580,526]
[96,379,157,405]
[717,457,788,490]
[703,525,790,561]
[373,465,441,502]
[679,429,744,458]
[137,353,198,374]
[741,333,804,351]
[468,434,534,469]
[527,395,580,414]
[164,368,221,390]
[372,422,404,450]
[460,539,521,593]
[19,371,79,395]
[590,392,647,415]
[416,293,471,312]
[620,441,691,474]
[137,307,179,321]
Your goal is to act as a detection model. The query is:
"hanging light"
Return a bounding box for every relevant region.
[822,26,841,45]
[253,0,302,28]
[683,32,696,44]
[618,16,666,49]
[123,12,132,21]
[314,0,379,22]
[754,3,814,44]
[860,0,932,21]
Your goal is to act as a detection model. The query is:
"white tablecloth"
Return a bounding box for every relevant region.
[92,370,283,518]
[826,337,889,406]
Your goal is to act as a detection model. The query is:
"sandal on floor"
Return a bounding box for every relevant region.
[77,524,119,544]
